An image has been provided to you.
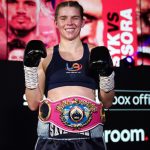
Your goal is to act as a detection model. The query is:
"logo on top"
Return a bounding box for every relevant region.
[65,63,82,72]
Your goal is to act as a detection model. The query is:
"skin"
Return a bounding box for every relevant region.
[136,0,150,36]
[62,0,103,46]
[7,0,37,32]
[136,0,150,65]
[25,5,115,111]
[3,0,58,61]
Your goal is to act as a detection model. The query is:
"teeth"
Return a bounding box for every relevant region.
[66,29,74,32]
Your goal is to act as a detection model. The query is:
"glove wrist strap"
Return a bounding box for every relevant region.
[24,66,38,89]
[99,71,115,92]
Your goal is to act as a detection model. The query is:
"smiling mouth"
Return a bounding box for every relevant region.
[65,28,75,32]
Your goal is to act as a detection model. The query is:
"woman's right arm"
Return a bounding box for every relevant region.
[25,60,46,111]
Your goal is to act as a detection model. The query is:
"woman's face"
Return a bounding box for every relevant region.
[55,6,84,41]
[62,0,103,45]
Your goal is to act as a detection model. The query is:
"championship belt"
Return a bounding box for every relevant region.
[39,96,104,133]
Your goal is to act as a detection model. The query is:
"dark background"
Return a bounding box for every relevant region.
[0,61,150,150]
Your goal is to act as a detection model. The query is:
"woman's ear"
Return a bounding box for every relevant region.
[54,19,58,27]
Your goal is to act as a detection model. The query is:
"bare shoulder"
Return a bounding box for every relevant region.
[87,44,97,52]
[88,44,108,53]
[46,47,54,56]
[41,46,54,71]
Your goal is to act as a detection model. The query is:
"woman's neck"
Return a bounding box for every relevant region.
[59,38,83,52]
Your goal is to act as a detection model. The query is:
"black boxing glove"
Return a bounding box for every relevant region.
[90,46,113,76]
[23,40,47,89]
[90,46,115,92]
[24,40,47,67]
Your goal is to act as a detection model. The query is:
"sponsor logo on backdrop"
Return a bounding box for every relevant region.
[104,128,148,143]
[110,90,150,111]
[102,0,137,66]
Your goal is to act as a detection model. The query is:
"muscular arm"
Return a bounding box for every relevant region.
[89,45,115,109]
[25,60,45,111]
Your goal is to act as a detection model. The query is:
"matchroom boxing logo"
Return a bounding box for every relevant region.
[104,128,148,143]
